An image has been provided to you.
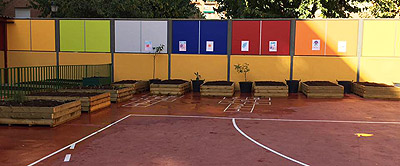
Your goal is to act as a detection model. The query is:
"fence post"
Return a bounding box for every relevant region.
[227,19,232,81]
[289,19,296,81]
[356,19,364,82]
[110,19,115,82]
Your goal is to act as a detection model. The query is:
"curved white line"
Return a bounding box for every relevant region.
[232,118,310,166]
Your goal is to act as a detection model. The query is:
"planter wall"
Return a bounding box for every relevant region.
[200,82,235,97]
[150,82,190,95]
[58,87,134,103]
[112,81,149,94]
[352,82,400,99]
[301,82,344,98]
[254,82,288,97]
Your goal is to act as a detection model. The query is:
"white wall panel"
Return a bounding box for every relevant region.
[141,21,168,53]
[115,21,141,52]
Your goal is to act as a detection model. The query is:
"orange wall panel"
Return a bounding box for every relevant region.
[295,21,326,55]
[31,20,56,51]
[325,20,358,56]
[7,20,31,51]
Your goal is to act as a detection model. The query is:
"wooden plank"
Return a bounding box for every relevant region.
[0,105,81,119]
[0,110,81,127]
[254,93,288,97]
[91,97,111,106]
[305,93,344,98]
[254,86,288,90]
[255,89,288,93]
[201,92,234,97]
[201,85,234,90]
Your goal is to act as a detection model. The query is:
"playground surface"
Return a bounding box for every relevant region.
[1,93,400,166]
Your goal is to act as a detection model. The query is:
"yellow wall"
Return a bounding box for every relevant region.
[7,51,56,67]
[0,51,4,68]
[7,20,30,51]
[114,53,168,81]
[31,20,56,51]
[293,56,358,82]
[360,57,400,84]
[363,20,397,57]
[325,20,358,56]
[171,54,227,81]
[59,52,111,65]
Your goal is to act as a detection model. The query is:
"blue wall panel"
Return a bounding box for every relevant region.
[172,21,199,54]
[200,21,228,55]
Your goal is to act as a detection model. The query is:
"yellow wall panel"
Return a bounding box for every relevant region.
[326,20,358,56]
[360,57,400,84]
[7,20,31,51]
[31,20,55,51]
[7,51,56,67]
[114,54,168,81]
[171,54,227,81]
[59,52,111,65]
[293,56,358,82]
[0,51,4,68]
[396,21,400,57]
[230,55,290,82]
[363,20,396,57]
[295,21,326,55]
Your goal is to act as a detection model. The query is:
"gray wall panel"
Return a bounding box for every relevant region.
[115,20,141,53]
[141,21,168,53]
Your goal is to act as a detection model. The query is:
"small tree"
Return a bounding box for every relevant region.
[152,44,164,79]
[234,63,250,82]
[194,72,201,81]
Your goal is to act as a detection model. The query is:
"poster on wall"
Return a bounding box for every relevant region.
[206,41,214,52]
[312,39,320,51]
[241,41,249,52]
[145,41,153,52]
[338,41,347,53]
[269,41,278,52]
[179,41,187,52]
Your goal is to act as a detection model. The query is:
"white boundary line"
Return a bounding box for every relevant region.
[232,118,310,166]
[27,115,132,166]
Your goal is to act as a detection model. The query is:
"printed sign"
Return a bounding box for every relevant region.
[312,40,320,51]
[179,41,187,52]
[241,41,249,52]
[338,41,347,53]
[206,41,214,52]
[269,41,278,52]
[145,41,152,52]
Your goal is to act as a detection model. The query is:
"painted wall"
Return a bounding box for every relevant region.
[362,20,399,57]
[360,57,400,84]
[114,53,168,81]
[0,24,4,51]
[260,21,291,55]
[172,21,199,54]
[7,51,56,67]
[0,51,4,68]
[232,21,260,55]
[59,52,111,65]
[7,20,30,51]
[171,54,227,81]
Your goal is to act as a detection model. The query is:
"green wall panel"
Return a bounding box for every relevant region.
[60,20,85,52]
[85,20,110,52]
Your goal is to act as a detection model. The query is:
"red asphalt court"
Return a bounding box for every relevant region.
[1,93,400,166]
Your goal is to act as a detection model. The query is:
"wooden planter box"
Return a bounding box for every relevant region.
[0,100,81,127]
[254,82,288,97]
[112,81,149,94]
[27,93,111,113]
[58,87,134,103]
[150,82,190,95]
[201,82,235,97]
[301,82,344,98]
[352,82,400,99]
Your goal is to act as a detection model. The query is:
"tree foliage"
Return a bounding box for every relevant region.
[0,0,12,14]
[28,0,203,18]
[215,0,372,18]
[368,0,400,18]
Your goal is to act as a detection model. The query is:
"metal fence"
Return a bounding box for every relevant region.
[0,64,112,99]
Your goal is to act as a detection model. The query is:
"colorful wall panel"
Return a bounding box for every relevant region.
[325,20,358,56]
[261,21,290,55]
[60,20,85,52]
[232,21,260,55]
[85,20,110,52]
[141,21,168,53]
[31,20,55,51]
[172,21,199,54]
[115,21,141,53]
[199,20,228,55]
[295,21,326,55]
[362,20,397,57]
[7,20,30,51]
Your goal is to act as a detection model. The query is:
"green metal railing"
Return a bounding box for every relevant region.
[0,64,112,99]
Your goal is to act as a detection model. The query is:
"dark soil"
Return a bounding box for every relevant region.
[45,79,83,83]
[18,81,77,86]
[0,86,45,91]
[356,82,393,87]
[29,92,101,97]
[0,100,72,107]
[255,81,286,86]
[304,81,338,86]
[113,80,138,84]
[203,81,234,86]
[153,79,188,85]
[66,86,124,90]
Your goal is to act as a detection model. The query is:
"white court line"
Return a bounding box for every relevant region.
[27,115,132,166]
[223,102,233,112]
[69,143,75,150]
[232,118,310,166]
[63,154,71,162]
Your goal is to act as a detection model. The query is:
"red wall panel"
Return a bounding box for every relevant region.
[261,21,291,55]
[232,21,260,55]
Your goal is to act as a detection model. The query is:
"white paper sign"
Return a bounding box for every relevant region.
[144,41,152,52]
[179,41,187,52]
[338,41,347,53]
[312,39,320,51]
[241,41,249,52]
[269,41,278,52]
[206,41,214,52]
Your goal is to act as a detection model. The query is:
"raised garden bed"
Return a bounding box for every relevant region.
[301,81,344,98]
[254,81,288,97]
[0,100,81,127]
[112,80,149,94]
[352,82,400,99]
[26,92,111,113]
[58,86,133,103]
[150,79,190,95]
[200,81,235,97]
